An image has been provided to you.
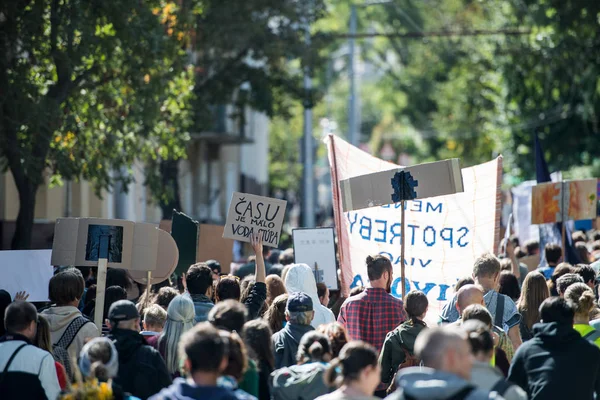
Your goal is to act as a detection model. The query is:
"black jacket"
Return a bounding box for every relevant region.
[108,328,172,399]
[508,322,600,399]
[244,282,267,320]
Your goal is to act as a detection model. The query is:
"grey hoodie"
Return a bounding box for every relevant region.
[41,306,99,362]
[470,361,527,400]
[387,367,504,400]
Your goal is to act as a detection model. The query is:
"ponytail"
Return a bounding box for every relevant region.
[325,341,378,388]
[90,361,110,382]
[297,332,332,364]
[324,358,342,387]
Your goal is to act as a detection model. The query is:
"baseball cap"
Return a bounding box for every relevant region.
[287,292,313,312]
[108,300,139,322]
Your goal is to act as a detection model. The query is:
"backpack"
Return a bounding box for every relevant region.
[386,346,421,395]
[490,378,513,396]
[583,329,600,344]
[401,386,475,400]
[269,363,330,400]
[53,316,90,379]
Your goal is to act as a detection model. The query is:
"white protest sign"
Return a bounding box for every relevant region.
[223,192,287,247]
[0,250,53,301]
[293,228,339,290]
[326,135,501,320]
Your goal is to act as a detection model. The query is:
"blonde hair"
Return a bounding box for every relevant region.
[564,283,596,317]
[144,304,167,329]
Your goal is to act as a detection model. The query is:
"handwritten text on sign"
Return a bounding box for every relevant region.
[223,192,287,247]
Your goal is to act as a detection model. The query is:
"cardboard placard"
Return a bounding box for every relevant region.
[339,159,464,212]
[129,229,179,285]
[519,254,540,272]
[532,179,598,224]
[293,228,338,290]
[197,224,234,274]
[0,250,53,302]
[223,192,287,248]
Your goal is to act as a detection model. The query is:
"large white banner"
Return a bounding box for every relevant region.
[327,135,501,318]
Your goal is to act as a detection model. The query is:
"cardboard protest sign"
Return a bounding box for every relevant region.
[223,192,287,248]
[0,250,53,302]
[198,224,234,274]
[326,134,501,320]
[532,179,598,224]
[293,228,338,290]
[129,229,179,285]
[339,159,464,212]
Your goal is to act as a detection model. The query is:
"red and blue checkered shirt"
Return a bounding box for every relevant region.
[338,287,407,352]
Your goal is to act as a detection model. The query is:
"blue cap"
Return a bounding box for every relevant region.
[287,292,313,312]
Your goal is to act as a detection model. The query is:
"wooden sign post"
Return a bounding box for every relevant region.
[93,235,110,330]
[340,159,464,299]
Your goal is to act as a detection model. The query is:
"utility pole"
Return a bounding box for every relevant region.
[302,1,316,228]
[348,5,358,146]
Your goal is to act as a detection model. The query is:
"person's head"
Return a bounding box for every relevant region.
[78,337,119,382]
[539,297,574,325]
[208,299,248,333]
[34,315,52,353]
[514,247,527,259]
[572,231,588,244]
[454,277,474,293]
[279,249,294,266]
[455,284,484,315]
[143,304,167,333]
[518,271,550,329]
[179,322,229,383]
[524,240,540,256]
[103,285,128,321]
[106,268,133,291]
[349,286,365,297]
[545,243,562,266]
[186,263,214,296]
[472,253,501,290]
[107,300,140,331]
[575,242,591,264]
[317,283,330,307]
[366,255,393,292]
[85,285,97,306]
[324,341,380,395]
[0,290,12,336]
[285,292,314,327]
[317,322,349,358]
[205,260,221,281]
[576,265,596,289]
[265,275,287,306]
[405,290,429,324]
[462,304,493,329]
[160,294,196,375]
[4,301,37,340]
[242,319,274,370]
[564,283,595,320]
[49,268,85,306]
[499,258,512,272]
[265,293,289,333]
[463,320,494,363]
[220,330,248,382]
[240,276,256,305]
[556,273,584,297]
[268,250,281,266]
[414,327,473,380]
[215,276,241,302]
[297,331,332,365]
[498,272,521,302]
[155,287,179,310]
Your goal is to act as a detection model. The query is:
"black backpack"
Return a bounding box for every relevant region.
[403,386,475,400]
[53,316,90,379]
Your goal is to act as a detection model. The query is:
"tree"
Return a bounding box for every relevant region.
[0,0,190,248]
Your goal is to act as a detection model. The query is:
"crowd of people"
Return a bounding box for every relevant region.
[2,230,600,399]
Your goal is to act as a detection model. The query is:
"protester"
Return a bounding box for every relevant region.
[107,268,139,301]
[498,272,520,302]
[386,327,495,400]
[264,293,289,335]
[107,299,171,399]
[155,287,179,311]
[454,277,475,293]
[216,276,242,302]
[317,341,380,400]
[556,273,584,297]
[236,246,272,280]
[348,286,365,297]
[548,263,573,296]
[508,297,600,399]
[41,268,100,378]
[379,290,428,390]
[576,265,597,290]
[101,285,128,335]
[265,275,287,308]
[185,263,215,323]
[0,290,12,337]
[149,322,241,400]
[317,283,330,307]
[440,253,522,351]
[219,330,258,400]
[0,301,61,400]
[538,243,563,279]
[242,234,268,320]
[564,283,600,347]
[524,240,540,256]
[272,292,315,369]
[517,271,549,342]
[285,263,335,328]
[207,260,222,281]
[141,304,168,341]
[270,331,333,400]
[158,294,196,378]
[463,320,527,400]
[575,242,592,264]
[243,319,275,400]
[317,322,349,358]
[34,315,68,390]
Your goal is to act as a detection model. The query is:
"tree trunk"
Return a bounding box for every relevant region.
[159,159,183,220]
[11,178,38,250]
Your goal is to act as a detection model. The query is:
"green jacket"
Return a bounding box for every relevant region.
[379,320,427,385]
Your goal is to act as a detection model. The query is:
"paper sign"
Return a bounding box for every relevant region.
[293,228,339,290]
[0,250,53,301]
[339,158,464,212]
[532,179,598,224]
[223,192,287,248]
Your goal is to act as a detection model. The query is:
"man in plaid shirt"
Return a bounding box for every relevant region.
[338,255,407,396]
